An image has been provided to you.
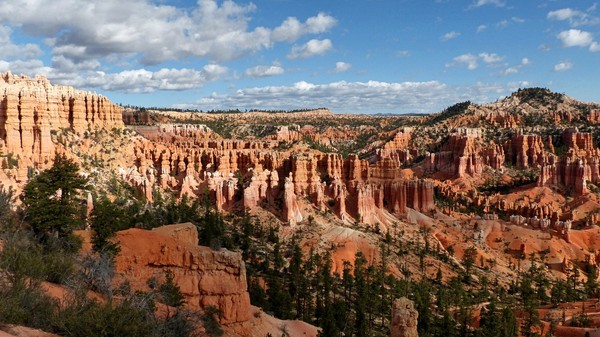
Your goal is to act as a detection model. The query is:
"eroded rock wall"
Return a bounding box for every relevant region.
[0,72,123,167]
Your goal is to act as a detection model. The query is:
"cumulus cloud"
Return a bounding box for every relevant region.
[243,64,285,78]
[447,54,479,70]
[548,8,599,26]
[287,39,333,59]
[479,52,504,64]
[558,29,594,47]
[334,62,351,73]
[396,50,410,57]
[554,61,573,72]
[498,57,530,76]
[446,52,504,70]
[0,63,228,93]
[173,80,531,114]
[440,31,461,41]
[557,29,599,51]
[0,59,52,75]
[0,0,337,65]
[272,12,337,42]
[469,0,505,9]
[476,25,487,33]
[0,25,43,60]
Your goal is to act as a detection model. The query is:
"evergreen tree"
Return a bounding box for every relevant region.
[499,306,519,337]
[353,252,369,337]
[22,153,87,252]
[159,270,185,308]
[478,298,501,337]
[90,196,128,257]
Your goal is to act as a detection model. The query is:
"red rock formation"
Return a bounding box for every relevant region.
[124,123,436,226]
[506,133,547,168]
[563,128,597,154]
[122,109,154,125]
[283,174,303,225]
[536,129,600,196]
[0,72,123,168]
[588,109,600,124]
[391,297,419,337]
[115,224,251,325]
[425,131,487,178]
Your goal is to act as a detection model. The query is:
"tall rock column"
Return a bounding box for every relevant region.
[391,297,419,337]
[283,174,303,226]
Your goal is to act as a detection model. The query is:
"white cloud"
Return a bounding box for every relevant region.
[0,0,337,65]
[0,25,43,60]
[244,64,285,78]
[498,57,531,76]
[479,52,504,64]
[469,0,505,9]
[0,59,52,75]
[557,29,594,47]
[396,50,410,57]
[3,64,229,93]
[476,25,487,33]
[548,8,599,26]
[500,67,518,76]
[554,61,573,72]
[440,31,461,41]
[287,39,333,59]
[174,80,532,114]
[447,53,479,70]
[334,61,351,73]
[272,12,337,42]
[557,29,600,51]
[447,52,505,70]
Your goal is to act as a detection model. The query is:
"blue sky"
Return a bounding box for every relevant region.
[0,0,599,114]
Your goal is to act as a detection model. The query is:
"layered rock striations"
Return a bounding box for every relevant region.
[122,123,435,226]
[0,72,123,169]
[537,128,600,196]
[425,129,499,178]
[115,223,251,325]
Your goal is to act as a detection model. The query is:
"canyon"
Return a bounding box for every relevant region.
[2,74,600,336]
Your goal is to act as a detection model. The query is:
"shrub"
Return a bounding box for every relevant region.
[0,280,57,330]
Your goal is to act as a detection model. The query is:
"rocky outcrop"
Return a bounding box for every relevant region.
[283,174,303,225]
[425,131,486,178]
[115,224,251,325]
[588,110,600,124]
[391,297,419,337]
[506,134,548,168]
[537,128,600,196]
[0,72,123,168]
[124,128,436,226]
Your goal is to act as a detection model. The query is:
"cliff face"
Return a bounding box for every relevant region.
[115,223,251,325]
[0,71,123,168]
[121,125,436,226]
